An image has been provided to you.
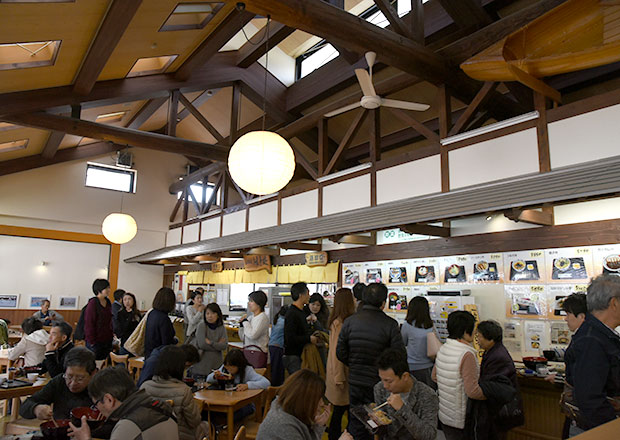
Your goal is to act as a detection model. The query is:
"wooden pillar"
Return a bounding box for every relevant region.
[318,118,329,176]
[369,108,381,207]
[409,0,425,44]
[534,91,554,222]
[230,82,241,145]
[438,84,451,193]
[167,90,179,137]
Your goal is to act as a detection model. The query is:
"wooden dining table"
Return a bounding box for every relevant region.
[193,388,263,440]
[0,378,47,420]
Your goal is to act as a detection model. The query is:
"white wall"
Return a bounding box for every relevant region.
[377,155,442,204]
[323,174,371,215]
[0,147,187,307]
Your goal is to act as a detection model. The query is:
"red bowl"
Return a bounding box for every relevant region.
[522,356,548,371]
[40,419,70,439]
[183,377,195,387]
[70,407,105,430]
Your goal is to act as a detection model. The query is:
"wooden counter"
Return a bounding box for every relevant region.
[508,375,565,440]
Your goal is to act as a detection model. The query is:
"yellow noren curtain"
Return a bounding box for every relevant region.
[186,271,204,284]
[277,262,339,283]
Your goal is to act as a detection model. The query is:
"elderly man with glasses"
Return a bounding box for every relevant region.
[20,347,96,421]
[567,275,620,434]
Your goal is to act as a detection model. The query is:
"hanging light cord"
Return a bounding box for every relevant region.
[262,16,271,132]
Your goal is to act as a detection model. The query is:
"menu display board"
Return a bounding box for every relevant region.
[342,263,363,286]
[364,262,385,284]
[505,285,547,319]
[592,244,620,277]
[524,320,545,351]
[547,284,588,319]
[550,322,571,345]
[385,260,411,285]
[504,250,546,283]
[387,286,413,311]
[410,258,440,284]
[440,255,469,283]
[468,253,504,283]
[545,247,593,283]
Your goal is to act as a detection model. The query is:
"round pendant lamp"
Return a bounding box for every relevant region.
[228,130,295,195]
[102,212,137,244]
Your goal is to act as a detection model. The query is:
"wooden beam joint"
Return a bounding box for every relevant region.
[504,208,554,226]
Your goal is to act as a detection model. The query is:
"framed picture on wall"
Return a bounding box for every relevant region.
[58,296,79,310]
[0,294,19,309]
[28,295,51,310]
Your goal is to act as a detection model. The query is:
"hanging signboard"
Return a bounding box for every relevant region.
[243,255,272,273]
[211,262,223,273]
[305,251,328,267]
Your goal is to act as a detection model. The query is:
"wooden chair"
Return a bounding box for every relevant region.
[234,426,246,440]
[254,368,267,377]
[109,352,129,368]
[244,386,280,439]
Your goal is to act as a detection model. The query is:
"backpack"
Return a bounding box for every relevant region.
[73,299,93,341]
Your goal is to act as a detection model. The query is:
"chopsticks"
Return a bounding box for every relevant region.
[373,401,389,411]
[51,418,59,428]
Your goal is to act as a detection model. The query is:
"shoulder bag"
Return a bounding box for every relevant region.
[427,330,443,359]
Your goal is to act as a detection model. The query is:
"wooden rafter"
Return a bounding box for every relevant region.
[237,22,295,68]
[323,109,369,176]
[386,107,439,142]
[448,81,498,136]
[230,82,241,145]
[41,131,65,159]
[175,9,255,81]
[437,0,492,30]
[126,97,168,129]
[204,173,224,214]
[178,93,224,143]
[408,0,425,44]
[0,141,123,177]
[245,247,280,256]
[3,113,229,161]
[373,0,415,39]
[238,0,450,83]
[225,168,249,202]
[73,0,142,95]
[169,162,224,193]
[318,118,330,176]
[169,195,184,223]
[280,242,322,251]
[330,233,376,245]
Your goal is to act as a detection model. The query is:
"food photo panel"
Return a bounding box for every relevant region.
[504,250,546,283]
[592,244,620,277]
[547,284,587,319]
[342,263,363,286]
[411,258,440,284]
[505,285,547,319]
[364,261,385,284]
[440,255,469,283]
[545,247,593,283]
[385,260,411,285]
[468,253,504,283]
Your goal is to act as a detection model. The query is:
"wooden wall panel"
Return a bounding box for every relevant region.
[1,310,83,328]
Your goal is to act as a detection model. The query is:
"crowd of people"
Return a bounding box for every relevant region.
[5,274,620,439]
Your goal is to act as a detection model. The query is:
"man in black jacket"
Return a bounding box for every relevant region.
[21,347,96,420]
[283,282,318,374]
[337,282,405,440]
[41,320,74,377]
[569,275,620,433]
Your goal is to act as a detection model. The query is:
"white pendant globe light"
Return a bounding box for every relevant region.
[102,212,137,244]
[228,130,296,196]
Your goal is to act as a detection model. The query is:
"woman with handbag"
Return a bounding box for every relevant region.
[239,291,269,368]
[401,296,439,389]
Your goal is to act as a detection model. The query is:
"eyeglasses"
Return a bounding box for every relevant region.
[91,397,103,409]
[63,373,89,383]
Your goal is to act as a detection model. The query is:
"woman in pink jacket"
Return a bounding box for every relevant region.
[325,288,356,440]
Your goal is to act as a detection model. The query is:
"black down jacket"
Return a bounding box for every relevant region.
[336,305,405,388]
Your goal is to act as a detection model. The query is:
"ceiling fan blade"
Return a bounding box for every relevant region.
[381,98,430,112]
[355,69,377,97]
[324,101,362,118]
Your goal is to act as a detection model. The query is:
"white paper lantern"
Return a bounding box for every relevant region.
[228,131,296,196]
[102,213,137,244]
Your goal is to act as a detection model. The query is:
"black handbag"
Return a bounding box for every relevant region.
[497,393,525,429]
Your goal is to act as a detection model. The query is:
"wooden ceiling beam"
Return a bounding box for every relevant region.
[373,0,415,39]
[73,0,142,95]
[178,93,224,143]
[238,0,450,83]
[386,107,440,142]
[0,141,123,177]
[169,162,224,193]
[237,22,295,68]
[280,242,322,251]
[126,97,168,130]
[245,247,280,256]
[41,131,65,159]
[329,233,376,245]
[3,113,229,161]
[504,208,554,226]
[437,0,493,30]
[175,9,255,81]
[323,109,368,176]
[448,81,498,136]
[167,90,179,137]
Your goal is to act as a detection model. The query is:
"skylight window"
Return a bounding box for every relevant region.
[0,139,28,153]
[0,40,61,71]
[177,182,215,205]
[298,43,339,79]
[85,163,137,193]
[126,55,178,77]
[160,2,224,31]
[95,111,127,123]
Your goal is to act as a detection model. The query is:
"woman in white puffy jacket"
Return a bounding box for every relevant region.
[9,317,49,366]
[239,291,270,366]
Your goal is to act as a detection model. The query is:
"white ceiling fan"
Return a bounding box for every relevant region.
[324,52,430,118]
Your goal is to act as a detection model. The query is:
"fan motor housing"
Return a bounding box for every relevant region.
[361,95,381,109]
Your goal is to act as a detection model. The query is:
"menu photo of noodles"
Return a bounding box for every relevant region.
[545,247,593,282]
[441,255,469,283]
[411,258,440,284]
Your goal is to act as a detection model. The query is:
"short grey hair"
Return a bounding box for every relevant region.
[587,275,620,312]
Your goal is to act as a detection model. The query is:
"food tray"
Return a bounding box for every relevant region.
[0,379,33,389]
[350,404,392,435]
